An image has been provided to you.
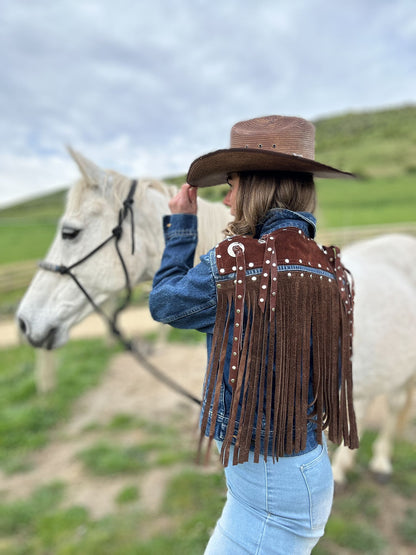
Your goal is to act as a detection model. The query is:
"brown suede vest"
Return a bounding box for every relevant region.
[199,227,359,466]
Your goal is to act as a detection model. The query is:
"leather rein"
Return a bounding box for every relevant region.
[39,179,201,406]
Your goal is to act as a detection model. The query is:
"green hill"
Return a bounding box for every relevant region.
[315,104,416,177]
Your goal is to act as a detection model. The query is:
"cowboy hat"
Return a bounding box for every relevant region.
[187,115,354,187]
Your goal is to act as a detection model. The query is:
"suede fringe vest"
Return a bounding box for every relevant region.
[199,227,359,466]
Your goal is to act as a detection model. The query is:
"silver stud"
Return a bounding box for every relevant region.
[285,258,289,263]
[217,284,221,288]
[268,247,272,252]
[262,285,267,289]
[300,273,304,277]
[220,268,225,274]
[237,294,242,299]
[299,259,303,263]
[232,365,236,370]
[288,273,292,277]
[238,279,242,284]
[217,254,221,258]
[252,276,257,281]
[232,266,237,271]
[266,260,270,264]
[235,323,240,327]
[230,378,236,383]
[239,266,243,270]
[248,262,254,268]
[263,272,268,277]
[260,298,264,302]
[271,307,276,312]
[272,291,276,296]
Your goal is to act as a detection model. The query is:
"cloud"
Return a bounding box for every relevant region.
[0,0,415,206]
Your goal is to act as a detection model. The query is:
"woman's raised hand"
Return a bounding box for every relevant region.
[168,183,198,215]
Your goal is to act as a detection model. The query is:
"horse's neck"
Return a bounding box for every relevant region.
[195,197,229,257]
[131,184,170,281]
[131,182,229,282]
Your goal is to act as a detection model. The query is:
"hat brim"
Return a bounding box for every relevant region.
[187,148,354,187]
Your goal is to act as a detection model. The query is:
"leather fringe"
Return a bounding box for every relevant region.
[199,229,359,466]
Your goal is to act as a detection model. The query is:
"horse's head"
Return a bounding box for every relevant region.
[16,149,147,349]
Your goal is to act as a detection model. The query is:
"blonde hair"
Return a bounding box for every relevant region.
[225,172,316,237]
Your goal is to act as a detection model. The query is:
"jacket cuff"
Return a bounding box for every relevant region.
[163,214,198,240]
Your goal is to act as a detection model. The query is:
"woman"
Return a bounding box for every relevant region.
[149,115,359,554]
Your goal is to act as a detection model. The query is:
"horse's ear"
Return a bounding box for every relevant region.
[67,146,109,193]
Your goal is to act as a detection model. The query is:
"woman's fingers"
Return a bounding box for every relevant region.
[169,183,198,214]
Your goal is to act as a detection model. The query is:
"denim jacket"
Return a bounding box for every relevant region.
[149,208,320,456]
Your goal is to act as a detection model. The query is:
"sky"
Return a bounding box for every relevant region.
[0,0,415,207]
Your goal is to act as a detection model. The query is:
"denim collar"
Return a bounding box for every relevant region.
[256,208,317,239]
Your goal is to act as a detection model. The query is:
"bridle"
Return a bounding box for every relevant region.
[39,179,201,406]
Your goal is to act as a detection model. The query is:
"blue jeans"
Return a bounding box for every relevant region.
[205,439,333,554]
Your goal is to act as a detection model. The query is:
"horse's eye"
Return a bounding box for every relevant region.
[61,227,81,240]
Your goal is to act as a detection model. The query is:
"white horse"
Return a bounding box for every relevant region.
[331,233,416,484]
[16,149,230,349]
[16,150,416,484]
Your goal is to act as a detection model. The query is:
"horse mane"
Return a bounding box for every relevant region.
[108,171,179,204]
[66,171,178,215]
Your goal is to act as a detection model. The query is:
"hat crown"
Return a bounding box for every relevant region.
[230,115,315,160]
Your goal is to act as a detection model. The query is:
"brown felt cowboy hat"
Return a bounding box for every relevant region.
[187,115,354,187]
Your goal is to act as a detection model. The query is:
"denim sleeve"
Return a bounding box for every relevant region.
[149,213,217,334]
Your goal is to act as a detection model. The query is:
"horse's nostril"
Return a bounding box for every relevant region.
[18,317,28,335]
